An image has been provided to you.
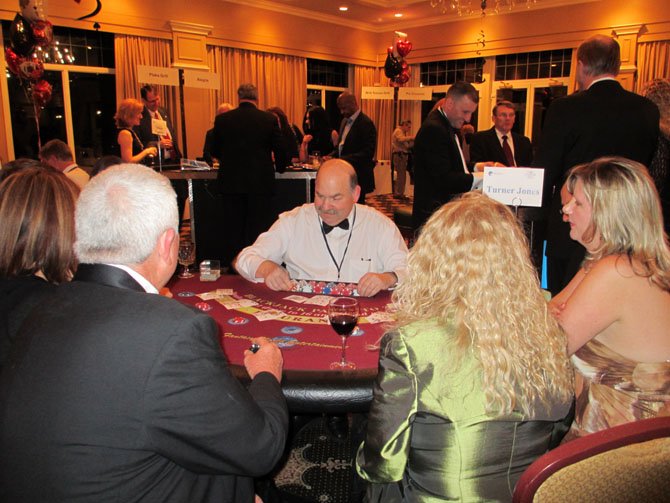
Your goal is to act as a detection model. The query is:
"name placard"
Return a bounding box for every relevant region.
[483,167,544,207]
[398,87,433,100]
[361,87,394,100]
[137,65,180,86]
[183,69,220,90]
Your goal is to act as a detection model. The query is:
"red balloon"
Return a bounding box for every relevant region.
[396,40,413,58]
[4,47,24,77]
[32,79,52,107]
[18,57,44,81]
[32,20,53,48]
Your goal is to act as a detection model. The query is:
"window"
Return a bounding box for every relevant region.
[495,49,572,81]
[419,58,485,86]
[307,58,348,87]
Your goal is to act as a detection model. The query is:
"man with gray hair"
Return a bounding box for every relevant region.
[212,83,289,269]
[0,164,288,502]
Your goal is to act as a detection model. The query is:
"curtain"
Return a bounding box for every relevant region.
[636,40,670,94]
[114,35,181,142]
[352,66,393,161]
[206,46,306,130]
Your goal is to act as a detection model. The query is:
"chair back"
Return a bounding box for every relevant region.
[512,416,670,503]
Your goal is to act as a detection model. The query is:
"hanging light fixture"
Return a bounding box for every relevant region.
[430,0,536,16]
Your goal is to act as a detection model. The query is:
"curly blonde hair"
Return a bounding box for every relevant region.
[393,192,573,417]
[566,156,670,291]
[642,78,670,138]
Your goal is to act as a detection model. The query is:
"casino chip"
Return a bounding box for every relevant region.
[281,326,303,335]
[195,302,212,312]
[350,327,365,337]
[227,316,250,325]
[272,336,298,348]
[177,291,195,297]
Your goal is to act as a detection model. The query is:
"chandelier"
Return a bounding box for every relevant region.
[430,0,537,17]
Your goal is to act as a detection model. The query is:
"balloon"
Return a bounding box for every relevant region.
[18,57,44,81]
[4,47,24,77]
[401,60,408,70]
[395,68,411,85]
[21,0,48,23]
[32,20,53,47]
[384,47,402,79]
[397,40,413,58]
[9,14,36,57]
[32,79,52,107]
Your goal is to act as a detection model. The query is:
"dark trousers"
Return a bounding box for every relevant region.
[220,193,277,268]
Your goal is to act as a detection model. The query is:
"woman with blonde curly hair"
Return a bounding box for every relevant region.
[356,192,573,502]
[550,156,670,441]
[114,98,157,164]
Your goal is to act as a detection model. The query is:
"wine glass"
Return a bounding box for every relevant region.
[328,297,359,370]
[178,240,195,278]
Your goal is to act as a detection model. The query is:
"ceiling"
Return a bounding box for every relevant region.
[227,0,595,32]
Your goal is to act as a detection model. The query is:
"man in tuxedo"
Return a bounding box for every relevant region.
[412,81,482,233]
[469,100,533,168]
[0,164,288,502]
[136,84,181,163]
[335,92,377,204]
[534,34,659,294]
[211,83,289,268]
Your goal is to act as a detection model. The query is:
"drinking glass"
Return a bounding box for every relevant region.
[328,297,359,369]
[178,240,196,278]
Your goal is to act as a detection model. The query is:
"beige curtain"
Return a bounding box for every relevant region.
[114,35,181,143]
[206,46,306,129]
[636,40,670,93]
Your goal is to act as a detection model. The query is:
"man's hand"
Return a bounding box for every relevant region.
[474,161,505,172]
[357,272,396,297]
[256,260,293,291]
[244,337,283,382]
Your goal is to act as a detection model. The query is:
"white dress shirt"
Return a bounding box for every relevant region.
[236,203,408,285]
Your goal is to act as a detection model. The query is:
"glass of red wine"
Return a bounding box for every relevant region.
[328,297,359,370]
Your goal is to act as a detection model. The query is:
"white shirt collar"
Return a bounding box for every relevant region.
[63,162,78,174]
[108,264,158,294]
[348,109,361,123]
[588,76,617,89]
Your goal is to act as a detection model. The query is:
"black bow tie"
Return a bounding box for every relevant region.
[322,219,349,234]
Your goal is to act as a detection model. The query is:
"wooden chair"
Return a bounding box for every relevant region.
[513,416,670,503]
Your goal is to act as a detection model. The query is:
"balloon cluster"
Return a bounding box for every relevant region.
[384,35,412,87]
[5,0,54,107]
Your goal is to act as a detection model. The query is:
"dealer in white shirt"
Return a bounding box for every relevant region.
[235,159,408,297]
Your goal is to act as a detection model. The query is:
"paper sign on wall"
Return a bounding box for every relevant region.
[482,167,545,207]
[137,65,180,86]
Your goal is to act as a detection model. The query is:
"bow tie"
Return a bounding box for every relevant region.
[322,219,349,234]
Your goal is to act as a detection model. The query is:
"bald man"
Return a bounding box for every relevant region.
[235,159,407,297]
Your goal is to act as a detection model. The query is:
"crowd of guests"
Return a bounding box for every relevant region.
[1,32,669,503]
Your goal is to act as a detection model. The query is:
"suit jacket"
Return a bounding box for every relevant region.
[412,109,474,231]
[534,79,659,259]
[469,127,533,167]
[0,264,288,503]
[135,105,181,158]
[212,102,289,195]
[336,111,377,195]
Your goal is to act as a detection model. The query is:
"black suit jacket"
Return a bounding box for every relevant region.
[134,105,181,158]
[0,264,288,503]
[412,108,474,231]
[212,102,289,195]
[469,127,533,167]
[336,112,377,195]
[534,79,659,259]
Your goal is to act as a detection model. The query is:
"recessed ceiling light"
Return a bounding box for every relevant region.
[394,13,403,17]
[339,6,348,11]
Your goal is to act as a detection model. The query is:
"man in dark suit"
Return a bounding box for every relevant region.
[469,100,533,168]
[135,84,181,163]
[534,34,660,294]
[0,164,288,502]
[202,102,233,165]
[412,82,482,232]
[335,92,377,204]
[212,83,289,268]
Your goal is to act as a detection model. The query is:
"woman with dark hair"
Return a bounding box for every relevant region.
[0,166,80,368]
[550,156,670,441]
[267,106,302,161]
[114,98,157,164]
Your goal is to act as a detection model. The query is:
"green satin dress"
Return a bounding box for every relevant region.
[356,318,572,502]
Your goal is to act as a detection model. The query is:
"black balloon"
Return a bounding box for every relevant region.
[9,14,35,57]
[384,48,402,79]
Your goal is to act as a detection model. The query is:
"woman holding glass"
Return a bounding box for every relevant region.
[114,98,157,164]
[356,192,573,502]
[550,157,670,441]
[0,166,80,369]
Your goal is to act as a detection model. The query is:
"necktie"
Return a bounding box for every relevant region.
[501,135,515,166]
[322,219,349,234]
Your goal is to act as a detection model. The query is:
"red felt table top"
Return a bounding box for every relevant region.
[168,274,391,372]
